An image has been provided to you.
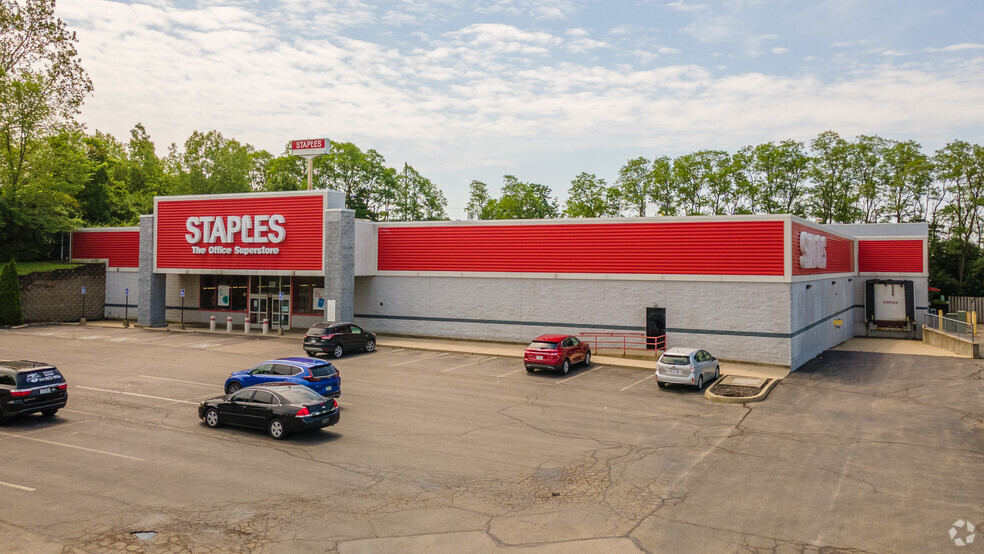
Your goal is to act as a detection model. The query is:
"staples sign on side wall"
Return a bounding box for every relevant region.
[155,194,325,272]
[798,231,827,270]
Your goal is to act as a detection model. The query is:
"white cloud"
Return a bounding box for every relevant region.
[925,43,984,52]
[662,0,709,12]
[658,46,681,55]
[771,47,789,54]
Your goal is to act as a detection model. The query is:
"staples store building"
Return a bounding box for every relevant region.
[70,190,928,370]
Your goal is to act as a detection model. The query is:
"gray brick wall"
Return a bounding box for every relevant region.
[18,263,106,322]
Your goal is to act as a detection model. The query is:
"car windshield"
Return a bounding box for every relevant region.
[16,368,64,387]
[309,364,337,378]
[528,341,558,350]
[660,354,691,365]
[278,387,324,404]
[306,325,327,335]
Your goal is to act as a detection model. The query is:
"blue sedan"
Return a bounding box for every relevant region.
[224,357,340,398]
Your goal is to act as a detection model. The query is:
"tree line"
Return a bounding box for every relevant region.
[468,134,984,296]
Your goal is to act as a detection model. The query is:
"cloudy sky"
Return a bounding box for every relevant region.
[59,0,984,218]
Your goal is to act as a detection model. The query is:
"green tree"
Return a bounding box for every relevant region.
[125,123,166,214]
[616,157,651,216]
[80,131,137,225]
[485,176,558,219]
[0,259,23,325]
[263,153,306,192]
[851,135,888,223]
[563,172,618,218]
[808,130,855,223]
[466,180,491,220]
[727,149,758,214]
[0,0,93,201]
[882,139,932,223]
[649,156,677,216]
[168,130,255,195]
[391,163,447,221]
[933,140,984,289]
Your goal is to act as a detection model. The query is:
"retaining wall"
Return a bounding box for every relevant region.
[18,263,106,322]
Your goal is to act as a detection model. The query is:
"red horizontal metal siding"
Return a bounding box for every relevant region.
[71,230,139,268]
[378,221,785,275]
[156,195,323,271]
[791,222,854,275]
[858,240,923,272]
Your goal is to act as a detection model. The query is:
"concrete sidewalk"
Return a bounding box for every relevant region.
[79,319,790,378]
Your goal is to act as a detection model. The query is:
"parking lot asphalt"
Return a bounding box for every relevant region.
[1,324,982,553]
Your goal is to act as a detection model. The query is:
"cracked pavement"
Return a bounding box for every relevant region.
[1,326,982,553]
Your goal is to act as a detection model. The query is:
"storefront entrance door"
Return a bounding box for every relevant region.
[249,297,269,327]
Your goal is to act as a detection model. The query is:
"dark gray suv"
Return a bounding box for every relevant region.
[303,322,377,358]
[0,361,68,423]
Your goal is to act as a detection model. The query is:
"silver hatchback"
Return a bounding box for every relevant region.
[655,347,719,390]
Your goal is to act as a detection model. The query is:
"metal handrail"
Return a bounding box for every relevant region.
[579,332,666,357]
[923,311,974,341]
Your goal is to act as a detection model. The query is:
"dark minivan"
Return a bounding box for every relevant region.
[0,360,68,423]
[303,321,376,358]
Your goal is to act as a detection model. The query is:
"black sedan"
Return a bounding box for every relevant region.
[303,321,376,358]
[198,384,340,440]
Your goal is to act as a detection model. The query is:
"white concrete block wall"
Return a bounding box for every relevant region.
[790,277,856,369]
[104,270,140,319]
[354,276,794,366]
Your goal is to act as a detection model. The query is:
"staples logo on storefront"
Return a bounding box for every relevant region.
[155,192,325,273]
[798,232,827,269]
[185,215,286,255]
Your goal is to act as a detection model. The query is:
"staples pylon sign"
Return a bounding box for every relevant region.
[154,191,326,274]
[291,138,328,157]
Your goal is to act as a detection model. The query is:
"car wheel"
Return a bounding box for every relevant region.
[583,351,591,367]
[657,381,668,389]
[226,382,242,394]
[268,418,287,440]
[526,366,535,373]
[715,365,720,380]
[204,408,221,428]
[697,375,704,390]
[41,409,58,417]
[560,359,570,375]
[365,339,376,352]
[332,344,344,358]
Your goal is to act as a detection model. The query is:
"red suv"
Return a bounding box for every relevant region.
[524,334,591,375]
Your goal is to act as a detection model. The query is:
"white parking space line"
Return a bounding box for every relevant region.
[0,431,144,461]
[557,366,602,384]
[139,375,221,388]
[391,352,451,367]
[75,386,200,405]
[0,480,35,492]
[620,374,654,391]
[442,356,498,373]
[496,368,523,378]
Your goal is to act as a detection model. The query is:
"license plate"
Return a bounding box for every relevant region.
[305,339,316,343]
[39,387,52,394]
[536,355,543,360]
[324,386,332,391]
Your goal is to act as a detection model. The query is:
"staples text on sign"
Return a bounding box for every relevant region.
[798,231,827,269]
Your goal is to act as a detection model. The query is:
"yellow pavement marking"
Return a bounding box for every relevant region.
[496,368,524,378]
[0,480,35,492]
[0,431,144,461]
[620,374,653,391]
[391,352,451,367]
[557,366,602,384]
[76,386,200,405]
[442,356,498,373]
[139,375,221,388]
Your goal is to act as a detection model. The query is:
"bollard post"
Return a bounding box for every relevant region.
[262,319,269,334]
[226,316,233,333]
[209,316,216,332]
[244,317,250,334]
